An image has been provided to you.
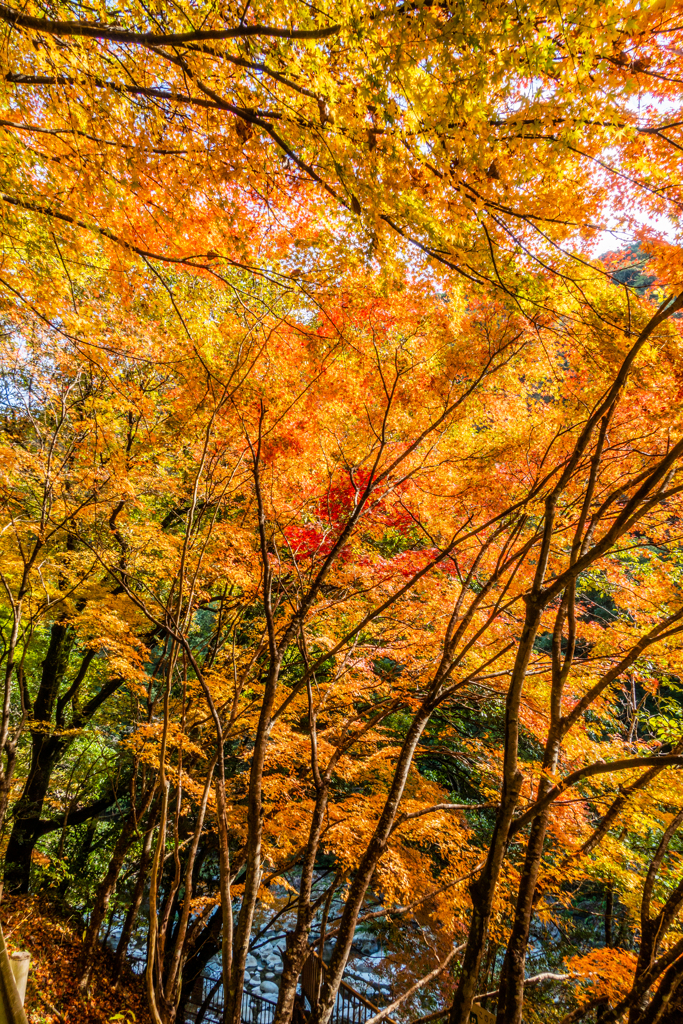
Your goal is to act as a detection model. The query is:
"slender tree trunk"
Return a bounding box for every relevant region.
[449,771,524,1024]
[80,785,155,991]
[56,814,99,903]
[0,745,18,834]
[274,654,335,1024]
[451,598,542,1024]
[178,907,223,1024]
[214,771,234,1024]
[496,733,563,1024]
[163,758,218,1008]
[224,657,282,1024]
[316,702,437,1024]
[112,818,156,983]
[79,818,137,991]
[605,884,614,948]
[273,785,329,1024]
[496,804,552,1024]
[629,959,683,1024]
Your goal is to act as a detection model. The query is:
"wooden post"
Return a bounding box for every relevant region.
[8,956,29,1008]
[0,926,29,1024]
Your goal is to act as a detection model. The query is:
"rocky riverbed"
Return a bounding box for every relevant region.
[199,922,392,1006]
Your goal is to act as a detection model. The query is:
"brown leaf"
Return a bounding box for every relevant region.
[318,97,333,126]
[235,119,253,143]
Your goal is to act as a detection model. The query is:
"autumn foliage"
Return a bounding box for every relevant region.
[1,895,151,1024]
[0,3,682,1024]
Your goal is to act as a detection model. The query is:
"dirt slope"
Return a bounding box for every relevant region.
[0,895,151,1024]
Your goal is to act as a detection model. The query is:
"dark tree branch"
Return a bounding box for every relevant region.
[0,5,340,43]
[511,757,683,835]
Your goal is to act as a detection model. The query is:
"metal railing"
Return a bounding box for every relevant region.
[128,944,397,1024]
[183,975,278,1024]
[301,949,398,1024]
[181,954,393,1024]
[126,957,278,1024]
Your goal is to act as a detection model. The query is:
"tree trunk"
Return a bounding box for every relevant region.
[56,813,100,904]
[112,818,156,983]
[79,788,154,991]
[0,744,18,835]
[4,735,72,892]
[4,622,75,893]
[316,701,437,1024]
[449,771,524,1024]
[451,599,542,1024]
[496,805,551,1024]
[273,771,331,1024]
[223,656,282,1024]
[178,906,223,1024]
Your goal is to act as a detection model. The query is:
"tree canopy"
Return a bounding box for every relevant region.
[0,4,683,1024]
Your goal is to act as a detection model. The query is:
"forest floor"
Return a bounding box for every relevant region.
[0,895,151,1024]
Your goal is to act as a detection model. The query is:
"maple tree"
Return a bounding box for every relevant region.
[0,0,682,295]
[3,240,683,1024]
[0,3,682,1024]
